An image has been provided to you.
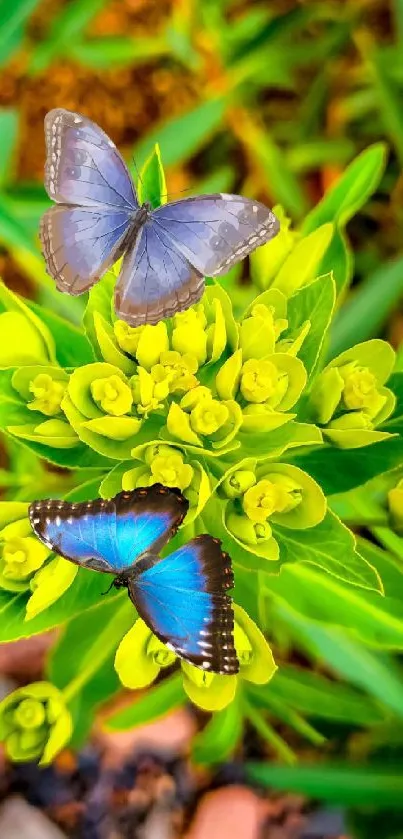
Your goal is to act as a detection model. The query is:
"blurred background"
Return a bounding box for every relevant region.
[0,0,403,837]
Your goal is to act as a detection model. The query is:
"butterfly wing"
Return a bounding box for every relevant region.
[29,484,188,574]
[44,109,137,210]
[42,109,137,294]
[114,221,204,326]
[127,535,239,674]
[40,205,132,295]
[152,193,279,277]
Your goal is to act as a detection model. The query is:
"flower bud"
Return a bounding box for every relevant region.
[0,534,50,592]
[222,470,257,499]
[239,304,276,361]
[172,312,207,364]
[0,681,72,765]
[243,479,292,523]
[181,662,237,711]
[91,374,133,416]
[147,633,176,667]
[135,322,169,370]
[181,386,212,412]
[150,450,194,491]
[27,373,66,416]
[190,399,229,436]
[226,511,272,545]
[340,364,386,418]
[151,350,199,394]
[113,320,144,356]
[240,358,287,404]
[115,619,176,689]
[234,605,277,684]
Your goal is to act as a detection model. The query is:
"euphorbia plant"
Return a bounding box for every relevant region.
[1,142,403,766]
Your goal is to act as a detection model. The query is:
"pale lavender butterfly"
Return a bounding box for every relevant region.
[41,109,280,327]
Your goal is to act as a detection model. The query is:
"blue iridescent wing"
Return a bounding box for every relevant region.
[44,109,137,209]
[40,205,132,295]
[127,535,239,674]
[114,221,204,327]
[41,109,137,294]
[152,193,279,277]
[29,485,188,575]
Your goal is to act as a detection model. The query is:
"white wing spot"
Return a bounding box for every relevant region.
[74,116,82,124]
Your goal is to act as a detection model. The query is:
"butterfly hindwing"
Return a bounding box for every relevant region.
[128,535,239,674]
[114,222,204,326]
[29,484,188,574]
[152,193,279,277]
[40,205,132,295]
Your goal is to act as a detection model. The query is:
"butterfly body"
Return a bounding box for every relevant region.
[41,109,279,326]
[29,484,239,675]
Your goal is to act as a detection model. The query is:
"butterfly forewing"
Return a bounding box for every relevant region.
[29,484,189,574]
[152,193,279,277]
[128,535,239,674]
[44,109,137,209]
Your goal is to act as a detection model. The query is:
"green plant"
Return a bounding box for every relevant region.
[0,144,403,769]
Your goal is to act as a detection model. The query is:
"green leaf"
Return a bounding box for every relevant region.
[105,674,185,731]
[0,0,39,66]
[27,300,95,367]
[0,109,18,186]
[268,664,385,725]
[84,271,116,355]
[328,257,403,358]
[302,143,387,231]
[272,601,403,717]
[264,562,403,649]
[134,98,227,168]
[291,437,403,495]
[52,598,133,711]
[369,49,403,165]
[29,0,109,73]
[241,120,308,218]
[70,35,168,69]
[382,372,403,434]
[137,144,167,209]
[192,698,242,765]
[286,274,335,379]
[272,510,381,591]
[271,225,333,296]
[246,763,403,807]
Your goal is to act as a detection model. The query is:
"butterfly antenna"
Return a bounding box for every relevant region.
[160,187,194,200]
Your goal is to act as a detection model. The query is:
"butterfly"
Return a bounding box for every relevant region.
[40,108,280,327]
[29,483,239,675]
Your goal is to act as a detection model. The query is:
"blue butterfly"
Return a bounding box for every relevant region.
[40,109,280,326]
[29,484,238,675]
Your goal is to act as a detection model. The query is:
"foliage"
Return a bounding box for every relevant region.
[0,143,402,787]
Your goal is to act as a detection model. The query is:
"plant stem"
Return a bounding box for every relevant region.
[243,698,297,764]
